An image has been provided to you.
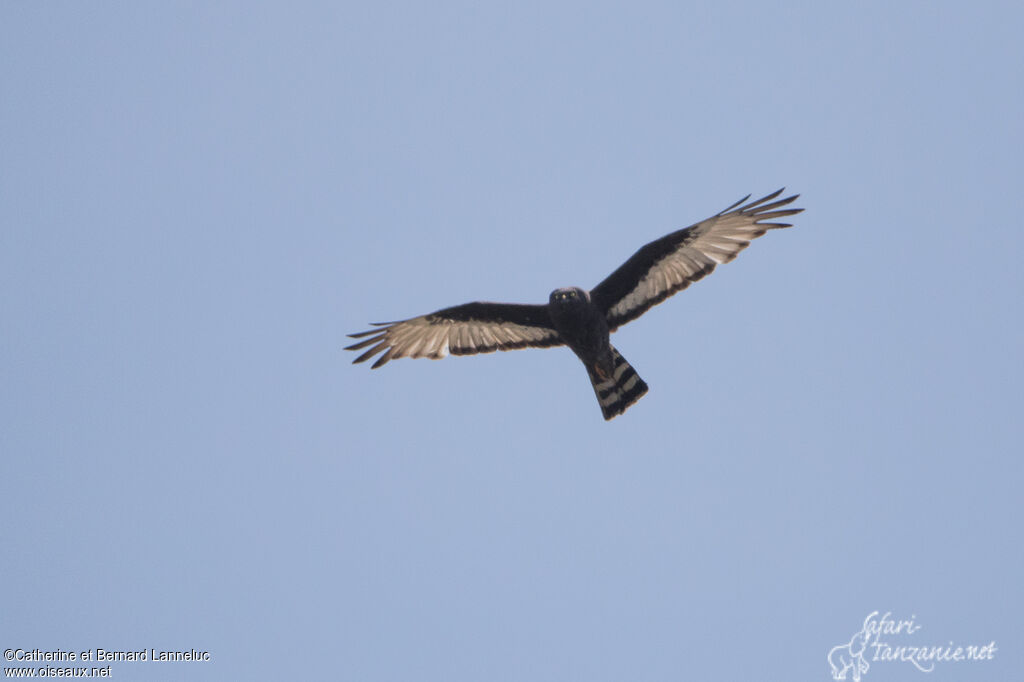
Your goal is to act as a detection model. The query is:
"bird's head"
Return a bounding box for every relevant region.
[549,287,590,307]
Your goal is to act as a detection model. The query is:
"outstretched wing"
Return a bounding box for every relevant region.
[590,189,802,331]
[346,302,562,369]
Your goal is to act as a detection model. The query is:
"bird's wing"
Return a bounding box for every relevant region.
[590,189,802,331]
[346,302,562,369]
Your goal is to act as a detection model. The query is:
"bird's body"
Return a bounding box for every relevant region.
[547,287,610,373]
[347,190,802,420]
[547,287,647,419]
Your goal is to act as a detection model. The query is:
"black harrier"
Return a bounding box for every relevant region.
[347,189,802,420]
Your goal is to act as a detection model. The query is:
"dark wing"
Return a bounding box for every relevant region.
[590,189,802,331]
[346,302,562,369]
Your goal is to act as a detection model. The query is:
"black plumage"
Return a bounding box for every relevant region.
[347,189,802,420]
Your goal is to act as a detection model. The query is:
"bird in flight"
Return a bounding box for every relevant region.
[347,189,802,420]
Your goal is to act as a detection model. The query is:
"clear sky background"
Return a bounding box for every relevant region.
[2,2,1021,681]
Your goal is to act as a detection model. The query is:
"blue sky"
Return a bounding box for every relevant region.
[2,2,1021,681]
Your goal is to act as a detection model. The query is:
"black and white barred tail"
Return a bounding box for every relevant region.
[587,347,649,421]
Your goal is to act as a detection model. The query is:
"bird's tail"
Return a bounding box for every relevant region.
[587,346,649,421]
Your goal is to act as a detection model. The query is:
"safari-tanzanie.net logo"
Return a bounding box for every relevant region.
[827,611,996,680]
